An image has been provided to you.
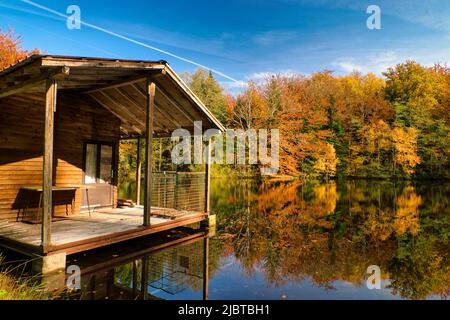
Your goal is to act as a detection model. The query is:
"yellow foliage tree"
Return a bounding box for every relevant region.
[313,143,338,178]
[392,127,421,175]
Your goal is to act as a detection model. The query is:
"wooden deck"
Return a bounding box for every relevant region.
[0,207,207,256]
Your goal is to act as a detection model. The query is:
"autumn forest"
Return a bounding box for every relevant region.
[190,61,450,179]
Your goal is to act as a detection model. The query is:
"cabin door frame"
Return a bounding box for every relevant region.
[81,141,116,211]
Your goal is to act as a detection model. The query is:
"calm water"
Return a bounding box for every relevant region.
[60,179,450,299]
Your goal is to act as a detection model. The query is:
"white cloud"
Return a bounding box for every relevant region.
[369,51,399,65]
[333,49,450,76]
[334,59,363,73]
[246,69,303,82]
[221,69,305,94]
[333,51,403,75]
[251,30,299,46]
[221,80,248,90]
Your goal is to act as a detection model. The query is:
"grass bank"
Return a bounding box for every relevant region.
[0,255,52,300]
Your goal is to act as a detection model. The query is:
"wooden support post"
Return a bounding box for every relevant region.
[42,79,57,248]
[132,260,138,296]
[205,137,212,213]
[158,139,162,172]
[202,237,209,300]
[135,137,142,206]
[143,78,155,227]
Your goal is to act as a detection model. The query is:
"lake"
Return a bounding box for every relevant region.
[57,177,449,300]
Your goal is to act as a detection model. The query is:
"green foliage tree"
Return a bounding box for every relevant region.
[384,61,450,178]
[185,69,228,125]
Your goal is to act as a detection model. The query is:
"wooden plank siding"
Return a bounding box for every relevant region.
[0,92,121,221]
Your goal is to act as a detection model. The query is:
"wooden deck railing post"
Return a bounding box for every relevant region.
[42,79,57,248]
[202,236,209,300]
[143,77,155,227]
[135,137,142,206]
[204,137,212,213]
[132,260,138,295]
[141,256,149,300]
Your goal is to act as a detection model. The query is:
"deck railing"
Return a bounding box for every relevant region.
[150,172,206,212]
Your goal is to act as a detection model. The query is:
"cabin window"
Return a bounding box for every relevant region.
[84,142,114,184]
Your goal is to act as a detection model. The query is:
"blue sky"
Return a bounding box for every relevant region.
[1,0,449,92]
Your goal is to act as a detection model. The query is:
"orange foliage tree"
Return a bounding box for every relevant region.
[0,29,39,71]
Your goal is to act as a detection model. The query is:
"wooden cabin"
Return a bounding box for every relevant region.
[0,55,223,273]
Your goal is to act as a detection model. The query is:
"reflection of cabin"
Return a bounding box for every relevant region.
[0,55,223,274]
[62,228,209,300]
[148,235,205,295]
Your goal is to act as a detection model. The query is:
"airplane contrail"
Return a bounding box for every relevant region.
[19,0,241,83]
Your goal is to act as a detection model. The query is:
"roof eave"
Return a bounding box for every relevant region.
[0,55,226,132]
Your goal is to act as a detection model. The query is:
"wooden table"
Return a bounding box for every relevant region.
[19,185,92,224]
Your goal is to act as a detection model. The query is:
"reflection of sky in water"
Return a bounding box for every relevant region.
[154,256,439,300]
[77,243,445,301]
[148,250,444,300]
[151,255,403,300]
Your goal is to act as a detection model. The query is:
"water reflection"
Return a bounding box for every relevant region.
[213,179,450,300]
[61,230,211,300]
[59,179,449,300]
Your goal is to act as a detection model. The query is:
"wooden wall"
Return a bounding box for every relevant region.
[0,91,121,221]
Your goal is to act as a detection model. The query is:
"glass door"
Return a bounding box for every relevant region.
[81,142,115,210]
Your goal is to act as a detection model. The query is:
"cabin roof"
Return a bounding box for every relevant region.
[0,55,225,137]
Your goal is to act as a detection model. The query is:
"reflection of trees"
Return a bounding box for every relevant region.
[393,186,421,236]
[389,233,450,300]
[213,179,450,299]
[350,183,422,241]
[387,183,450,299]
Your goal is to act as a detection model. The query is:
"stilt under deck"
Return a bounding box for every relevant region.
[0,207,207,256]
